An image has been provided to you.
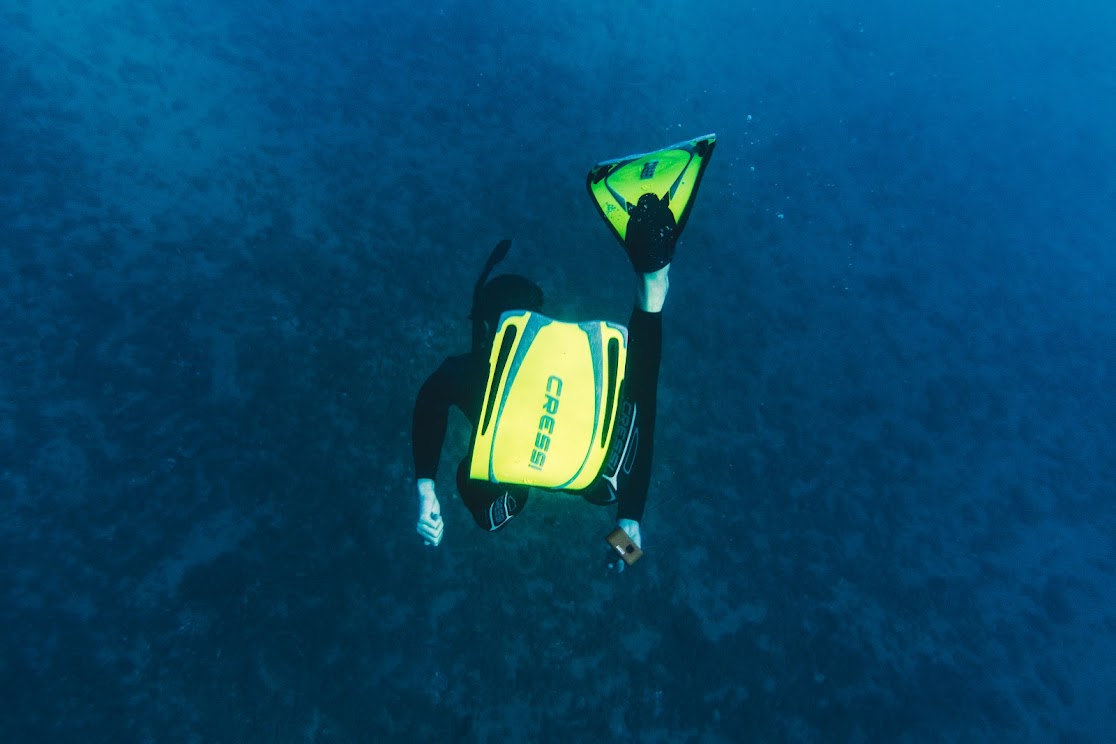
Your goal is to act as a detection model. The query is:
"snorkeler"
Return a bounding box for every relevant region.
[411,135,716,569]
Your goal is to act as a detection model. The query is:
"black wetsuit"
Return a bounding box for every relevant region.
[412,307,663,530]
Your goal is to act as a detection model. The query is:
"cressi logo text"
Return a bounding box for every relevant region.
[528,375,561,470]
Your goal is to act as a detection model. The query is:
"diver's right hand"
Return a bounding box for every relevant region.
[416,479,443,546]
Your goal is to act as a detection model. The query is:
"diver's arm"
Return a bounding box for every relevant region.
[412,361,457,546]
[616,486,649,524]
[607,269,666,570]
[412,364,454,480]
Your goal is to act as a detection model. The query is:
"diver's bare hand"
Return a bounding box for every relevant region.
[416,479,443,546]
[606,518,642,573]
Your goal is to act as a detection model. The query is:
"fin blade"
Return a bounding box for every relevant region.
[586,134,716,246]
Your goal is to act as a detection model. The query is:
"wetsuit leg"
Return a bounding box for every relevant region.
[456,459,529,531]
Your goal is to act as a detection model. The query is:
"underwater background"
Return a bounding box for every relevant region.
[2,0,1114,741]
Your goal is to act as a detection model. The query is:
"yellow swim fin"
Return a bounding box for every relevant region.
[586,133,716,249]
[470,311,628,490]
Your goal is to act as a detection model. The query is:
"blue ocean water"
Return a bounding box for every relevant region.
[2,0,1114,741]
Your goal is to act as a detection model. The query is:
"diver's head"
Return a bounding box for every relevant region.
[469,240,543,354]
[471,273,543,344]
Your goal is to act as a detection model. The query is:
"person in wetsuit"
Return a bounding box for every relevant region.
[411,194,677,567]
[411,133,716,568]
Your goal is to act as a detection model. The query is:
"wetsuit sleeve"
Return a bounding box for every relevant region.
[412,359,458,481]
[615,308,663,523]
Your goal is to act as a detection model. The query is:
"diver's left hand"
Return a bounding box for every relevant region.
[416,479,443,547]
[607,519,642,573]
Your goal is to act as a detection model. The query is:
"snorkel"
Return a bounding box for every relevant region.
[470,239,512,354]
[469,239,543,355]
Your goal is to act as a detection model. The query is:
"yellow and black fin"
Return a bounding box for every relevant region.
[586,133,716,248]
